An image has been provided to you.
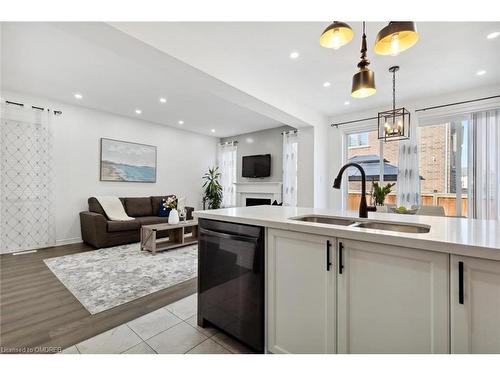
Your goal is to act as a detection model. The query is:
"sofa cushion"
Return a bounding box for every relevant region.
[136,216,169,226]
[123,197,153,217]
[107,220,141,232]
[88,197,108,218]
[151,195,175,215]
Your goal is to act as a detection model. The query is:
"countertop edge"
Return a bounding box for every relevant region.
[194,211,500,262]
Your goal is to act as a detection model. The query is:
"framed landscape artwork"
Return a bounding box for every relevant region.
[100,138,157,182]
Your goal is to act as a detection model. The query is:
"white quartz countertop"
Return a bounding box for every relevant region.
[194,206,500,261]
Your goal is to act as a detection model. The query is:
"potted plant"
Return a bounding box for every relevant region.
[202,167,223,209]
[371,181,396,206]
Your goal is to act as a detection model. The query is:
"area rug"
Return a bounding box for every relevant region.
[44,243,197,314]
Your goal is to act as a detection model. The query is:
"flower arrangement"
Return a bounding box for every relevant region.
[163,196,178,210]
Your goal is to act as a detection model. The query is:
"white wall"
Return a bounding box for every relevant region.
[297,126,314,207]
[1,90,218,245]
[220,125,294,183]
[221,124,319,207]
[313,123,329,209]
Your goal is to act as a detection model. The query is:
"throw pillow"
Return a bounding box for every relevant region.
[158,198,171,217]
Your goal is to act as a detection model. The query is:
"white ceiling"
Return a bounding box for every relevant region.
[0,22,285,137]
[112,22,500,118]
[2,22,499,138]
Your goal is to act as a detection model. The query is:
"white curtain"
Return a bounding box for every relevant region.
[469,109,500,220]
[217,142,237,207]
[396,113,421,208]
[282,131,298,206]
[0,103,55,253]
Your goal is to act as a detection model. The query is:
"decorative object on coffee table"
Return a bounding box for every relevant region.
[140,220,198,255]
[162,196,179,224]
[168,208,180,224]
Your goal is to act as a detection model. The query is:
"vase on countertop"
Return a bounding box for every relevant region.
[168,208,180,224]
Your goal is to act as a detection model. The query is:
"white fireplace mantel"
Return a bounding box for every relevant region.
[234,182,282,206]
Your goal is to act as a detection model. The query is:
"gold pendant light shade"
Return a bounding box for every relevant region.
[374,22,419,56]
[351,68,376,98]
[319,21,354,49]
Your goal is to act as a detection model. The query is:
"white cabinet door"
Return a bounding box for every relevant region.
[267,229,336,354]
[337,239,449,353]
[451,255,500,353]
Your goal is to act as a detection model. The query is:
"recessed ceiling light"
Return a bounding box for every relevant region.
[135,109,142,115]
[211,129,216,133]
[74,93,83,99]
[289,51,300,59]
[476,70,487,76]
[159,97,167,103]
[178,120,184,125]
[323,81,331,88]
[487,31,500,40]
[344,101,350,105]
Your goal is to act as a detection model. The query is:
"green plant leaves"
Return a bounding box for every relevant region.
[202,166,223,209]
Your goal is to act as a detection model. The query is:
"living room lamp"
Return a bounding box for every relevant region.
[377,66,411,142]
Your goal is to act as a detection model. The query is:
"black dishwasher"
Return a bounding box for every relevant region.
[197,218,264,353]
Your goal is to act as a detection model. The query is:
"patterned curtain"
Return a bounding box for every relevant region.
[396,112,421,208]
[0,103,55,253]
[282,131,298,206]
[217,142,237,207]
[469,109,500,220]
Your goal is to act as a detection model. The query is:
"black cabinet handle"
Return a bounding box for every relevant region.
[459,261,464,305]
[339,241,344,274]
[326,240,332,271]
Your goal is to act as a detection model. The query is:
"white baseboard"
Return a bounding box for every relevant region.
[1,238,83,255]
[56,237,83,246]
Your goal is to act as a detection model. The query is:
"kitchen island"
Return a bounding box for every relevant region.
[194,206,500,354]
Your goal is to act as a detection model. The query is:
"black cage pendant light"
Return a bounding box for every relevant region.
[377,66,411,141]
[351,22,376,99]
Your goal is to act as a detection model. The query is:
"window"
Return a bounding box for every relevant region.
[348,132,369,148]
[344,129,403,211]
[217,143,237,207]
[417,120,469,217]
[282,131,298,206]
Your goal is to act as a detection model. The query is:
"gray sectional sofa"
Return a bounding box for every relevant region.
[79,196,194,249]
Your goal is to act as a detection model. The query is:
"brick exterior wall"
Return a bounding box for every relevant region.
[347,125,451,195]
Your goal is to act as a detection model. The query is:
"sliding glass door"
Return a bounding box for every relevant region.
[417,118,469,217]
[343,117,470,217]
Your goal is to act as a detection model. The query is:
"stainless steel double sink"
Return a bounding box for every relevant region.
[291,215,430,234]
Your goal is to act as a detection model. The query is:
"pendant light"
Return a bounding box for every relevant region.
[351,22,376,99]
[319,21,354,49]
[377,66,411,141]
[374,22,419,56]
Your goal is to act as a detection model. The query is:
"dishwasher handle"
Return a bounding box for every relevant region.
[199,227,259,243]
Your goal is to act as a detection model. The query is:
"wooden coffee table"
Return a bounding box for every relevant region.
[140,220,198,255]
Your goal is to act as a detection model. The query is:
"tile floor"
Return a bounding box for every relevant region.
[61,293,255,354]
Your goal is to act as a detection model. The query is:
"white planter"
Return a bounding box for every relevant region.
[168,209,179,224]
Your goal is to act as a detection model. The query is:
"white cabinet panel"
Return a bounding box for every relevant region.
[267,229,335,354]
[337,239,449,353]
[451,255,500,353]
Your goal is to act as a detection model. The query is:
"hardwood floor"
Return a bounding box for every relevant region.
[0,242,197,353]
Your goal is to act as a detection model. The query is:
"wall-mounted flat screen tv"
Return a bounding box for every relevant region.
[242,154,271,178]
